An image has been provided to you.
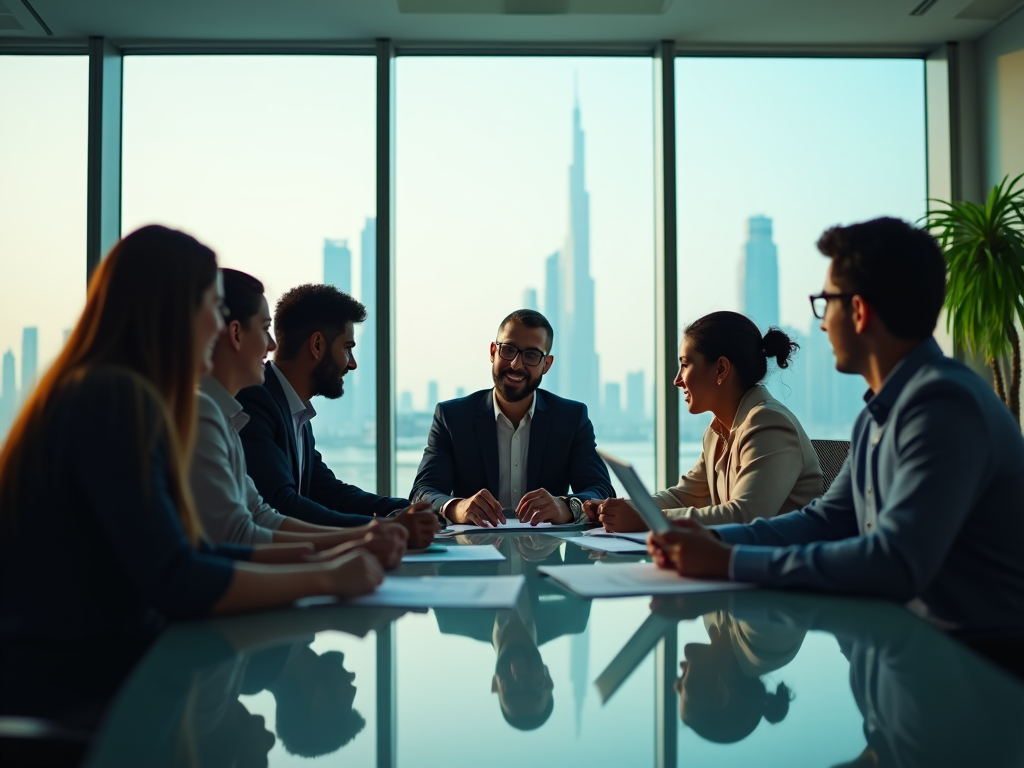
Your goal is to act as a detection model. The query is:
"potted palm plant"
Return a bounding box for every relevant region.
[925,173,1024,426]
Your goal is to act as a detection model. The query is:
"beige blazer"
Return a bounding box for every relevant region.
[651,385,822,525]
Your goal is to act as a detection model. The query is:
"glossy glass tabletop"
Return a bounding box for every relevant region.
[86,531,1024,768]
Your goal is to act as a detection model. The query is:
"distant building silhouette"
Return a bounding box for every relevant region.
[604,382,621,422]
[522,288,539,312]
[0,349,15,439]
[455,387,466,399]
[550,93,601,408]
[626,370,645,421]
[543,251,561,393]
[740,215,779,331]
[323,239,352,295]
[426,381,439,411]
[399,391,413,414]
[319,240,354,433]
[20,328,37,403]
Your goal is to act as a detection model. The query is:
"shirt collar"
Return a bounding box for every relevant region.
[493,388,536,424]
[270,361,317,421]
[200,375,250,432]
[864,337,944,424]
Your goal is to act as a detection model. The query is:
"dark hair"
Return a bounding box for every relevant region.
[498,309,554,351]
[274,283,367,361]
[817,217,946,340]
[273,651,367,757]
[500,690,555,732]
[686,680,793,744]
[683,311,799,391]
[221,268,265,328]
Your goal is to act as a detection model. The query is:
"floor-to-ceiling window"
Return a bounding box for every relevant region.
[121,55,379,492]
[0,54,89,445]
[394,56,657,497]
[674,57,927,475]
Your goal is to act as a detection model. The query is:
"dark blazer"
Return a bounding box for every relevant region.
[236,362,409,526]
[410,388,614,513]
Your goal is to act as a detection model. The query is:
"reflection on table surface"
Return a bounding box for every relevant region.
[78,531,1024,768]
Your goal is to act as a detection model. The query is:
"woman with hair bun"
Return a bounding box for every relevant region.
[590,310,822,531]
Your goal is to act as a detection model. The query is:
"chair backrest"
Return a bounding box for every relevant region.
[811,439,851,496]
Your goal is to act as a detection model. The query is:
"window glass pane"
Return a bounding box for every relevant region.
[0,55,88,445]
[675,58,926,472]
[395,57,656,496]
[122,55,377,490]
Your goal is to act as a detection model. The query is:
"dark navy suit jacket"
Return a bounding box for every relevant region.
[236,362,409,527]
[410,388,614,513]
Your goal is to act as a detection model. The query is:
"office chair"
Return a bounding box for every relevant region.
[811,439,851,495]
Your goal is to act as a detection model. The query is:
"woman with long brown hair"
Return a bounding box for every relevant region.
[0,225,384,643]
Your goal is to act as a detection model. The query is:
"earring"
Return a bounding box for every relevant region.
[717,379,722,385]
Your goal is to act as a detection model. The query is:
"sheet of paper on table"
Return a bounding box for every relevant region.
[297,575,525,610]
[446,518,580,534]
[564,536,648,555]
[595,612,677,703]
[538,562,753,598]
[402,545,506,563]
[581,529,650,543]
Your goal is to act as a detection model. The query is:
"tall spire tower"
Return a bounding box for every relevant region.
[556,83,600,407]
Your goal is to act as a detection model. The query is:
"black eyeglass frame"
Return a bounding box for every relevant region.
[809,291,856,319]
[493,341,548,367]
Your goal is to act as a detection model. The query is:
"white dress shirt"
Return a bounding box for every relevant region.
[494,390,536,509]
[269,361,317,478]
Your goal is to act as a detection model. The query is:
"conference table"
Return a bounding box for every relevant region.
[84,528,1024,768]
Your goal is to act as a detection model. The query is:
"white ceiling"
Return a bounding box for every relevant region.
[2,0,1021,53]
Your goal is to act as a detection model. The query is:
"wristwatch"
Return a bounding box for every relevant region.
[564,496,585,524]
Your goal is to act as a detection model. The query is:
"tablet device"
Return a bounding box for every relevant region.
[597,450,671,534]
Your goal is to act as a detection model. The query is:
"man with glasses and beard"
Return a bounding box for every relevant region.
[237,284,439,547]
[411,310,613,526]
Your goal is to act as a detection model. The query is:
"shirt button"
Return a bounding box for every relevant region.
[513,462,518,467]
[866,487,873,496]
[866,522,873,530]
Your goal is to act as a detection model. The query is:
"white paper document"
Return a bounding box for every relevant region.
[298,575,525,610]
[538,562,753,598]
[564,536,648,555]
[581,529,650,544]
[446,518,580,534]
[402,545,506,563]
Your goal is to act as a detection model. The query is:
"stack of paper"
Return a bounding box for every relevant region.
[538,562,752,598]
[564,536,648,555]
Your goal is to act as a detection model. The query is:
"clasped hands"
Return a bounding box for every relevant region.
[447,488,571,526]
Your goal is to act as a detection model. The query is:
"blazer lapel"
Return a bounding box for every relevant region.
[526,390,549,492]
[474,391,500,496]
[263,362,302,487]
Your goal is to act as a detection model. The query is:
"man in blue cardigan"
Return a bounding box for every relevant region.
[237,284,438,547]
[411,310,614,527]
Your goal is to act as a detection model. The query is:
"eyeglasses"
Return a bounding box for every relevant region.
[494,341,547,367]
[809,291,855,319]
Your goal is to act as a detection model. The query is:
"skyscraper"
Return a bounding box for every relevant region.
[323,239,352,295]
[626,370,645,421]
[740,215,780,331]
[426,380,439,410]
[21,328,38,402]
[356,217,377,434]
[522,288,538,312]
[320,240,354,433]
[604,381,621,421]
[543,251,561,393]
[553,92,601,408]
[0,349,15,439]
